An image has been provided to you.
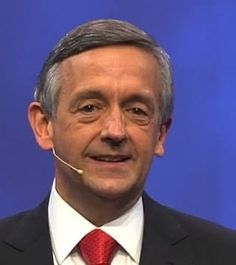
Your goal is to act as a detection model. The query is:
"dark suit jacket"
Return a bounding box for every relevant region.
[0,193,236,265]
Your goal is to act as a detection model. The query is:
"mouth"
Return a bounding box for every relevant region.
[90,155,131,163]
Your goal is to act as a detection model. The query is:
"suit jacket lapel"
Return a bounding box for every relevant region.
[2,197,53,265]
[140,193,194,265]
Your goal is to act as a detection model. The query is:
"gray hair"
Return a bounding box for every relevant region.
[34,19,174,123]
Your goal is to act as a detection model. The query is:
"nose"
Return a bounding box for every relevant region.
[100,107,127,145]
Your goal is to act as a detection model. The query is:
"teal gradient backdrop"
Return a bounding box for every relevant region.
[1,0,236,229]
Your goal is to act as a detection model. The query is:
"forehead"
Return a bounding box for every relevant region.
[59,45,161,97]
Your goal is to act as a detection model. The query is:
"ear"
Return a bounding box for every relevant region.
[154,118,172,157]
[28,102,54,150]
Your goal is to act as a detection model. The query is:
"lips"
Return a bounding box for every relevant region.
[90,155,131,162]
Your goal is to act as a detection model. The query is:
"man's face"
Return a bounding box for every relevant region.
[47,45,169,201]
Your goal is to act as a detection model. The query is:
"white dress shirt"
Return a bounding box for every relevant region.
[48,181,144,265]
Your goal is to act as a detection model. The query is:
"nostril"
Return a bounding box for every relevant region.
[102,137,126,147]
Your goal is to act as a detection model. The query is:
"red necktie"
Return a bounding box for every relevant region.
[77,229,118,265]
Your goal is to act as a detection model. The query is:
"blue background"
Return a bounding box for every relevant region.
[1,0,236,229]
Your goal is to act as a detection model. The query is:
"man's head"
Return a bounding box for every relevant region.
[28,19,173,214]
[34,19,173,124]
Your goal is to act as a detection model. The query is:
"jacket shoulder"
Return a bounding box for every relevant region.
[142,193,236,263]
[144,193,236,240]
[166,204,236,241]
[0,209,35,238]
[0,197,49,244]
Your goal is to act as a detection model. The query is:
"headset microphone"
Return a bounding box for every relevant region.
[52,148,83,175]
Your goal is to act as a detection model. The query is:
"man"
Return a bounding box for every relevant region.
[0,19,235,265]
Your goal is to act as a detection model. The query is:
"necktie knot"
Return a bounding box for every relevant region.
[77,229,118,265]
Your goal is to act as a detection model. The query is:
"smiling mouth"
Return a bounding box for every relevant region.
[90,155,131,163]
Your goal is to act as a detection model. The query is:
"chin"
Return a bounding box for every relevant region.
[92,182,139,201]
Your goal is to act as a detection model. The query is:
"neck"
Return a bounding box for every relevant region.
[55,175,142,226]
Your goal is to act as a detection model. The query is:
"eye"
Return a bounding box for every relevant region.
[125,105,152,125]
[79,104,97,113]
[129,107,148,116]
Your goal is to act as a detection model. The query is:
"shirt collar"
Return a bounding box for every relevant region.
[48,180,144,264]
[101,198,144,263]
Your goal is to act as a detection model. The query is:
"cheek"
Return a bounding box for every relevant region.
[132,133,158,170]
[132,124,159,150]
[64,126,102,156]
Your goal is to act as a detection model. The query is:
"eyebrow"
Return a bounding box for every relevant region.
[69,89,106,108]
[123,93,155,106]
